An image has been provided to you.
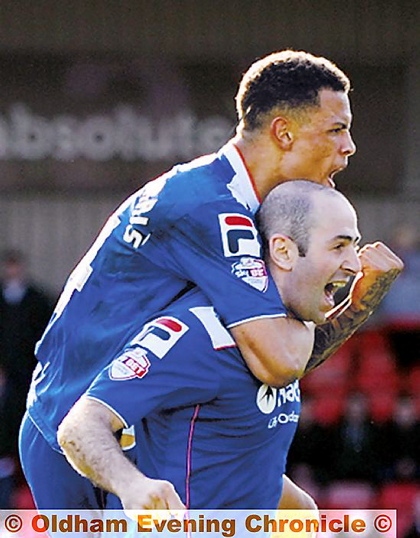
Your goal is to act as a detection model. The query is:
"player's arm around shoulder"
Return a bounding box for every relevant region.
[230,317,315,388]
[57,396,185,511]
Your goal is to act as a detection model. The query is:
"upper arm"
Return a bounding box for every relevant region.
[57,396,124,451]
[82,397,125,432]
[156,203,287,327]
[180,204,286,327]
[230,317,315,387]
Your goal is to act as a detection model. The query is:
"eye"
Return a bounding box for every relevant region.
[333,243,359,254]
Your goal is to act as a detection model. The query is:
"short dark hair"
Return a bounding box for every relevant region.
[236,50,351,131]
[256,180,345,257]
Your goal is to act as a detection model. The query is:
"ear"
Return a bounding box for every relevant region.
[270,116,294,150]
[269,234,299,271]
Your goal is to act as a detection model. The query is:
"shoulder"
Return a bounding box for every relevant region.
[139,289,236,358]
[166,151,238,209]
[132,150,239,214]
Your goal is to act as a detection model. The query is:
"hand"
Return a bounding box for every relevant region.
[278,475,318,511]
[277,475,318,538]
[121,476,186,511]
[349,242,404,312]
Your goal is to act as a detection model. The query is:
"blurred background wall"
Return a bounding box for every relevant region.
[0,0,419,293]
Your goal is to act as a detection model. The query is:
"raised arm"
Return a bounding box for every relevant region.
[305,242,404,373]
[57,397,185,511]
[231,242,402,386]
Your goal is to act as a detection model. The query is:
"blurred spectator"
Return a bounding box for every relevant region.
[0,365,20,508]
[379,224,420,371]
[376,395,420,482]
[329,392,381,483]
[0,249,54,443]
[287,397,334,486]
[404,492,420,538]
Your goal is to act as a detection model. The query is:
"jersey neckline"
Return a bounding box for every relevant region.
[220,141,261,214]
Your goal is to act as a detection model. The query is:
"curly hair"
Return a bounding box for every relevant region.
[236,50,351,131]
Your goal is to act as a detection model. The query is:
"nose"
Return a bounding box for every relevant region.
[342,247,362,276]
[342,131,356,157]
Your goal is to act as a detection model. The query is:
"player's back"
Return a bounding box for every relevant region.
[27,147,247,448]
[87,288,300,509]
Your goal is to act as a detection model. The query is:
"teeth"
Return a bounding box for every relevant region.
[325,281,348,295]
[330,281,347,290]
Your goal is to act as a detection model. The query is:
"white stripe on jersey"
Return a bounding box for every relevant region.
[189,306,236,350]
[222,142,260,213]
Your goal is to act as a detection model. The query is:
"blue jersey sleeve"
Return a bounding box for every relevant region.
[85,309,222,427]
[142,199,287,328]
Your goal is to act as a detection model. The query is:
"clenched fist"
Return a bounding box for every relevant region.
[349,241,404,312]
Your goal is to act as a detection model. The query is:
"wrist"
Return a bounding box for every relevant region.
[348,296,374,319]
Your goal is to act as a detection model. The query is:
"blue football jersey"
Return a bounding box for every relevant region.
[87,288,300,509]
[27,142,286,450]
